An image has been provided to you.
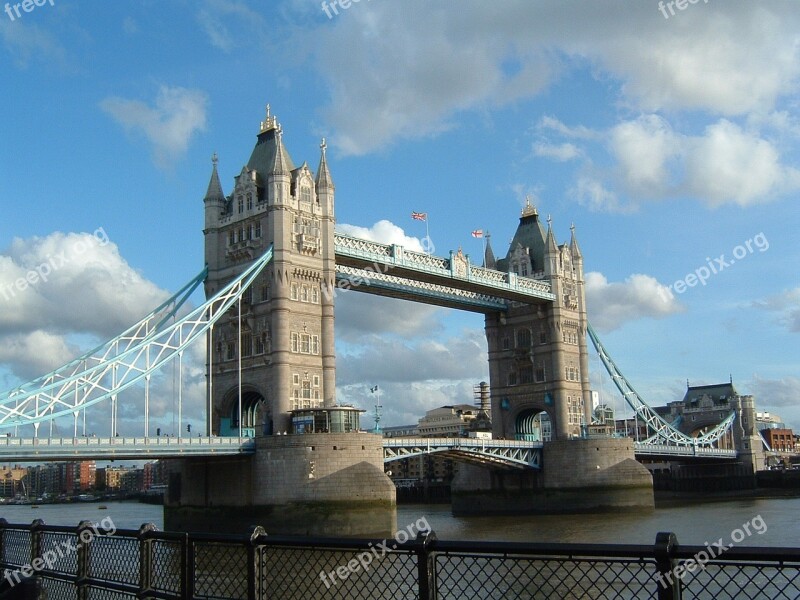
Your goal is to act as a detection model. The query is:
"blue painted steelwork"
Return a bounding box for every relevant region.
[0,247,274,429]
[0,266,208,405]
[334,233,556,303]
[383,437,543,469]
[587,323,736,449]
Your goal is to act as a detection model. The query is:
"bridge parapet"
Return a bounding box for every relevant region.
[383,437,543,469]
[334,233,555,303]
[634,443,737,458]
[0,436,256,461]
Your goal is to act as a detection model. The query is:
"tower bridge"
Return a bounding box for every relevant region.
[0,105,763,532]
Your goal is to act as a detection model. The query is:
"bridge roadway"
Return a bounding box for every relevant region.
[333,233,556,311]
[0,435,737,464]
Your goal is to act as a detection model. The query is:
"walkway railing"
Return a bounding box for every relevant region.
[0,436,255,461]
[1,520,798,599]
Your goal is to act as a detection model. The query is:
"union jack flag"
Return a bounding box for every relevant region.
[411,212,427,221]
[471,230,483,238]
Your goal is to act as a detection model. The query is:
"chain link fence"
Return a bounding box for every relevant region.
[0,519,798,599]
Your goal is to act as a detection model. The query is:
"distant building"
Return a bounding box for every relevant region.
[756,412,787,430]
[143,461,167,490]
[382,424,418,438]
[762,428,794,453]
[417,404,482,437]
[0,466,27,498]
[104,466,144,493]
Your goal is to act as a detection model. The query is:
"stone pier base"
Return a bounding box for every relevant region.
[452,438,654,515]
[164,433,396,536]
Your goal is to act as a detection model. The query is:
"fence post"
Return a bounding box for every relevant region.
[138,523,157,599]
[248,526,266,600]
[182,533,192,600]
[0,518,6,573]
[415,529,437,600]
[29,519,44,571]
[654,532,682,600]
[75,520,95,600]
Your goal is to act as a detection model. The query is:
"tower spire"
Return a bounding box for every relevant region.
[545,215,558,255]
[570,222,583,260]
[204,152,225,202]
[315,137,334,190]
[271,125,288,175]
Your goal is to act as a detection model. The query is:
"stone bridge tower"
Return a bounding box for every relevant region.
[202,107,336,436]
[485,200,592,441]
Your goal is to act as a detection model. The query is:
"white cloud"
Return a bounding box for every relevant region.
[538,116,598,140]
[533,141,581,161]
[0,230,171,381]
[750,375,800,410]
[562,115,800,210]
[122,17,139,35]
[0,18,68,70]
[337,329,487,386]
[585,272,683,332]
[100,86,209,168]
[336,220,429,252]
[610,114,679,196]
[684,119,796,207]
[339,380,479,428]
[197,0,268,52]
[571,177,628,214]
[304,2,800,155]
[335,292,445,342]
[754,287,800,333]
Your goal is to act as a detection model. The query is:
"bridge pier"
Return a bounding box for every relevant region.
[452,438,654,515]
[164,433,396,536]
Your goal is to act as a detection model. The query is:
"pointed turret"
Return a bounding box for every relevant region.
[569,223,583,261]
[545,216,558,255]
[315,138,334,191]
[483,233,496,269]
[271,125,289,176]
[544,215,559,277]
[204,153,226,230]
[315,138,335,218]
[204,153,225,202]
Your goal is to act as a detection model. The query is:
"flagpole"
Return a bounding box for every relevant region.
[425,218,430,254]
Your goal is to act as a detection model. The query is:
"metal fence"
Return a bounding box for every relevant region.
[0,519,799,599]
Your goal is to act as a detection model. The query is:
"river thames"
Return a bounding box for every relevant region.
[2,496,798,547]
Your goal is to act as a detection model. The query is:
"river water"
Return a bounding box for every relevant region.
[2,496,799,547]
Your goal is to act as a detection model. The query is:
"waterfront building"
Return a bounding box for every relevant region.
[762,428,795,453]
[381,424,418,438]
[0,466,27,498]
[417,404,483,437]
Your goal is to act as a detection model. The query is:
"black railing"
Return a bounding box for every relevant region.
[0,518,799,599]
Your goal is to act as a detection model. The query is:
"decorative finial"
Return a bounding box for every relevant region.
[320,137,327,152]
[276,123,283,140]
[570,222,575,233]
[212,152,218,167]
[520,194,538,218]
[547,214,552,226]
[260,103,277,133]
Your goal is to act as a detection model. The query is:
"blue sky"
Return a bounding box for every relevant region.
[0,0,798,436]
